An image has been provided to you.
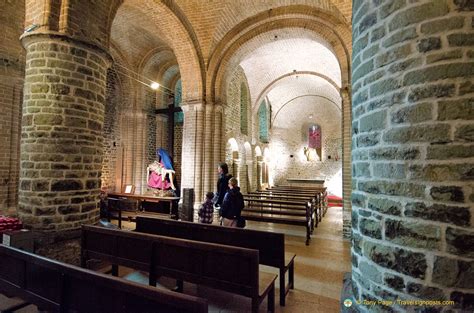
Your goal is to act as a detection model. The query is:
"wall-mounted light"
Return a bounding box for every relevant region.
[150,82,160,90]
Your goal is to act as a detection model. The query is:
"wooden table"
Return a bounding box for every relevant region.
[106,192,180,228]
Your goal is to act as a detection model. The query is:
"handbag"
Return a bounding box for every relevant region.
[236,216,246,228]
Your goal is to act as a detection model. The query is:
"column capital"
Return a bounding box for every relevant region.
[194,103,204,111]
[181,100,204,112]
[214,104,224,113]
[21,32,113,67]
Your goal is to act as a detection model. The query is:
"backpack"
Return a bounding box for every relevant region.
[236,216,246,228]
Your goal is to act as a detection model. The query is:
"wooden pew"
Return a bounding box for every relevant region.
[266,187,328,218]
[81,225,276,313]
[135,216,295,306]
[240,196,314,246]
[0,244,207,313]
[250,190,323,222]
[245,193,319,223]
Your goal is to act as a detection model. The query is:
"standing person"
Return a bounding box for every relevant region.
[214,162,232,208]
[198,192,214,224]
[220,177,244,227]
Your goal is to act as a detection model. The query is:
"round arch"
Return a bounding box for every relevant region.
[207,6,351,103]
[253,71,341,111]
[112,0,205,102]
[272,94,342,125]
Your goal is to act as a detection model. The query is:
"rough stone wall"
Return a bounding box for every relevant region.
[224,66,256,194]
[19,36,109,231]
[351,1,474,311]
[0,0,25,216]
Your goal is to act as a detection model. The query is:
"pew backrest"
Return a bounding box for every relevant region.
[0,244,208,313]
[81,225,260,298]
[135,216,286,268]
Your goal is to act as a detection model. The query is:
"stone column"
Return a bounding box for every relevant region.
[233,157,241,185]
[341,87,352,239]
[202,105,214,196]
[19,34,111,230]
[133,111,147,193]
[351,1,474,311]
[181,101,204,203]
[212,104,223,189]
[256,156,263,190]
[193,104,204,202]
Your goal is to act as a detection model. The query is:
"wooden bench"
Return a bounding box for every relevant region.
[135,215,296,306]
[81,225,276,313]
[250,190,323,222]
[240,196,314,246]
[266,187,328,218]
[245,193,319,223]
[0,244,207,313]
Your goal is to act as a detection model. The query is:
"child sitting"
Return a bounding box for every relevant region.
[198,192,214,224]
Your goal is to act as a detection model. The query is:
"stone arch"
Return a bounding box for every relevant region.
[209,1,349,52]
[207,6,351,103]
[254,71,341,111]
[272,94,342,125]
[255,146,262,157]
[112,0,204,102]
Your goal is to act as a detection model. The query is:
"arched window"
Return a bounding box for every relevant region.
[174,79,183,123]
[240,82,248,135]
[258,101,269,143]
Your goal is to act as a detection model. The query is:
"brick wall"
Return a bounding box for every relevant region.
[351,1,474,311]
[101,67,123,190]
[0,0,25,216]
[224,66,257,194]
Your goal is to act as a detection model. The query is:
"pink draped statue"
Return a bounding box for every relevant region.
[147,160,175,190]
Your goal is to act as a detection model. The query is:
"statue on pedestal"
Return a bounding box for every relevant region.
[147,148,176,195]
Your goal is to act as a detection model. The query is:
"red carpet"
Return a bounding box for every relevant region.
[327,194,343,207]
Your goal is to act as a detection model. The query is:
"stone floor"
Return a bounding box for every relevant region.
[0,206,351,312]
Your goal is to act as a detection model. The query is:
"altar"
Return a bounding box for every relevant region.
[106,192,180,228]
[286,178,325,187]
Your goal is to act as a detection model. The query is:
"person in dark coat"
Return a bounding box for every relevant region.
[214,162,232,207]
[220,177,244,227]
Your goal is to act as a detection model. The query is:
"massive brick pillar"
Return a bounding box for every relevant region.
[0,0,25,216]
[213,104,224,189]
[202,105,214,196]
[19,34,111,230]
[181,101,204,204]
[351,1,474,311]
[342,87,352,239]
[256,156,263,190]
